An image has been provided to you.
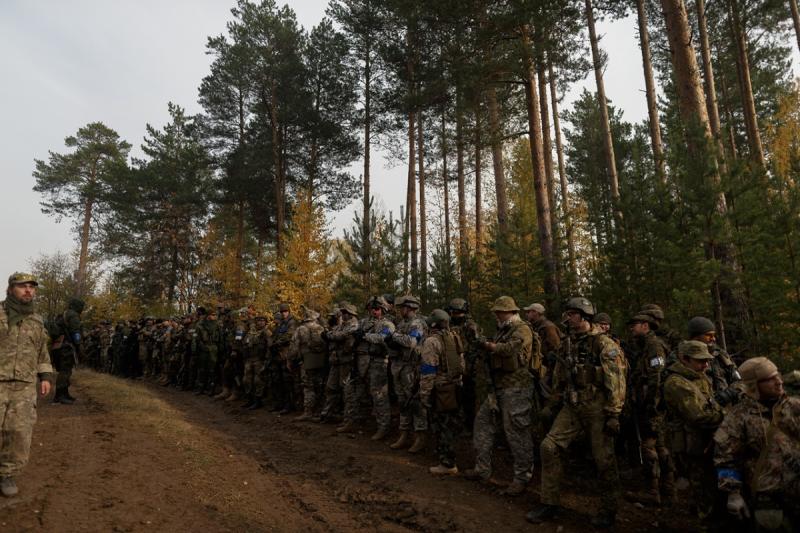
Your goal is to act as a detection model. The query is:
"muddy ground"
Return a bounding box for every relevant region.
[1,370,700,532]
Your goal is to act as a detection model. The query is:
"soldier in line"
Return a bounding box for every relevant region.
[687,316,741,406]
[714,356,788,527]
[0,273,54,498]
[291,308,328,421]
[662,340,724,520]
[447,298,481,435]
[464,296,534,497]
[639,304,682,353]
[524,303,561,386]
[321,303,358,423]
[360,297,396,441]
[51,297,84,404]
[527,297,626,528]
[388,295,428,453]
[419,309,464,476]
[271,303,298,414]
[337,299,378,434]
[241,315,270,410]
[626,313,674,506]
[194,307,220,395]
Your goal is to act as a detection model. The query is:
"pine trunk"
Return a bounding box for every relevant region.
[76,190,94,297]
[456,99,468,290]
[442,106,452,268]
[363,46,373,294]
[234,200,245,306]
[548,62,577,280]
[486,86,509,235]
[791,0,800,53]
[407,110,418,294]
[537,55,560,287]
[586,0,622,223]
[728,0,766,169]
[418,112,428,299]
[474,103,483,257]
[635,0,667,184]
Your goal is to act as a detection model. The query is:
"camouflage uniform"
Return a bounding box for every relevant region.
[322,312,359,420]
[708,343,741,394]
[472,313,534,485]
[663,347,724,518]
[51,298,83,401]
[270,312,298,411]
[419,321,464,469]
[532,316,562,384]
[362,315,395,434]
[540,325,626,516]
[450,314,481,434]
[342,315,375,426]
[194,315,220,393]
[291,312,328,417]
[242,321,270,402]
[389,312,427,433]
[0,297,54,480]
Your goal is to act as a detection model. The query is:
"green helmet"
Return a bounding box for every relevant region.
[426,309,450,328]
[447,298,469,313]
[399,295,421,309]
[565,297,595,318]
[367,296,389,312]
[595,312,612,325]
[8,272,38,287]
[382,293,395,306]
[491,296,520,312]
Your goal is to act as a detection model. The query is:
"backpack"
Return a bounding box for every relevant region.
[440,330,465,380]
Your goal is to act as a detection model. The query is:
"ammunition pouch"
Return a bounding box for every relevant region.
[434,382,460,412]
[573,364,600,388]
[491,351,519,373]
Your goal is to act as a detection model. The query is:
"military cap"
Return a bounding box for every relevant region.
[491,296,520,312]
[447,298,469,312]
[627,313,653,325]
[398,294,421,309]
[639,304,665,322]
[426,308,450,328]
[687,316,715,337]
[278,303,290,312]
[678,340,713,360]
[565,297,595,317]
[340,302,358,317]
[8,272,38,286]
[523,303,546,314]
[595,312,612,325]
[739,357,779,383]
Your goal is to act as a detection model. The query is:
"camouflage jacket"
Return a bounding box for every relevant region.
[389,313,426,361]
[290,319,327,370]
[630,331,669,413]
[532,317,562,361]
[271,316,298,354]
[751,396,800,512]
[245,325,270,361]
[486,314,533,391]
[362,316,396,359]
[708,344,740,393]
[419,329,463,405]
[713,393,777,493]
[663,361,724,457]
[0,300,54,383]
[196,318,220,355]
[552,325,626,416]
[327,315,359,364]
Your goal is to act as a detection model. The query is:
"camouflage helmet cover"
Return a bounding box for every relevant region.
[398,294,421,309]
[447,298,469,312]
[8,272,38,287]
[491,296,520,312]
[426,308,450,328]
[340,302,359,317]
[565,297,595,317]
[639,304,665,322]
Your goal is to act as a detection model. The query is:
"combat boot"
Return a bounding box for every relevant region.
[336,420,356,433]
[214,387,231,400]
[0,477,18,497]
[225,390,241,402]
[429,464,459,476]
[462,468,489,482]
[500,479,527,496]
[295,411,314,422]
[590,509,616,529]
[370,426,389,441]
[407,432,427,454]
[247,398,264,410]
[525,504,561,524]
[389,431,411,450]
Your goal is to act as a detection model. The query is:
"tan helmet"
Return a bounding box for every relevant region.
[678,340,713,360]
[491,296,520,312]
[8,272,38,287]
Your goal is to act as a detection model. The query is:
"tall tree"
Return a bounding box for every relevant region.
[635,0,667,184]
[33,122,130,296]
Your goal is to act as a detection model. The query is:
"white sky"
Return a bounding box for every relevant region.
[2,1,794,281]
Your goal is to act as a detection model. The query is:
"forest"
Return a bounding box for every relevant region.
[30,0,800,368]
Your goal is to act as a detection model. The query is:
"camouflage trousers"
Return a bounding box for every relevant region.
[195,350,217,391]
[346,354,390,430]
[322,362,350,419]
[473,385,534,484]
[391,359,428,432]
[540,397,620,513]
[242,357,265,398]
[301,368,325,413]
[639,415,674,485]
[432,408,462,468]
[0,381,37,477]
[52,346,75,395]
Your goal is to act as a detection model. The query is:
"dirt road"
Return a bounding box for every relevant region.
[1,370,696,532]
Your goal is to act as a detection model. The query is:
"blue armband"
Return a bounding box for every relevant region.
[716,468,742,481]
[420,363,437,375]
[409,329,423,341]
[72,332,81,343]
[380,327,392,337]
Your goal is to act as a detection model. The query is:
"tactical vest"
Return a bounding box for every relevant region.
[439,330,465,380]
[303,323,328,370]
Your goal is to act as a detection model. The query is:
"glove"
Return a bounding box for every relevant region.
[726,492,750,520]
[715,387,740,406]
[603,415,620,437]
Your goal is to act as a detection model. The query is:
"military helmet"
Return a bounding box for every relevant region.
[687,316,715,338]
[491,296,520,312]
[278,303,291,312]
[447,298,469,313]
[399,294,421,309]
[340,302,358,317]
[595,312,612,325]
[565,297,595,318]
[382,293,396,306]
[639,304,665,322]
[738,357,779,384]
[627,313,653,326]
[367,295,389,312]
[678,340,713,360]
[426,308,450,328]
[8,272,38,287]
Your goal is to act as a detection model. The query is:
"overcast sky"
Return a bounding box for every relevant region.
[3,1,793,282]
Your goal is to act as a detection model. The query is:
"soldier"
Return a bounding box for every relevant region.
[595,312,612,334]
[638,304,681,353]
[360,296,396,441]
[523,303,561,388]
[322,303,359,423]
[447,298,481,435]
[464,296,534,497]
[51,297,84,403]
[0,273,54,497]
[242,315,270,409]
[337,299,377,434]
[527,297,626,528]
[139,317,156,378]
[382,293,398,325]
[194,307,220,395]
[663,340,724,520]
[626,313,674,506]
[271,303,298,414]
[714,356,787,526]
[218,310,247,402]
[388,295,428,453]
[688,316,741,405]
[99,320,112,373]
[291,308,328,421]
[420,309,464,476]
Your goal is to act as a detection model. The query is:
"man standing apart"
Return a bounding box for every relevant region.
[52,297,83,403]
[1,273,53,497]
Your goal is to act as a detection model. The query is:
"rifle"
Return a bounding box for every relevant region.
[477,335,499,416]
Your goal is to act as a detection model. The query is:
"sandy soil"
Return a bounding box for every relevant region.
[0,370,699,532]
